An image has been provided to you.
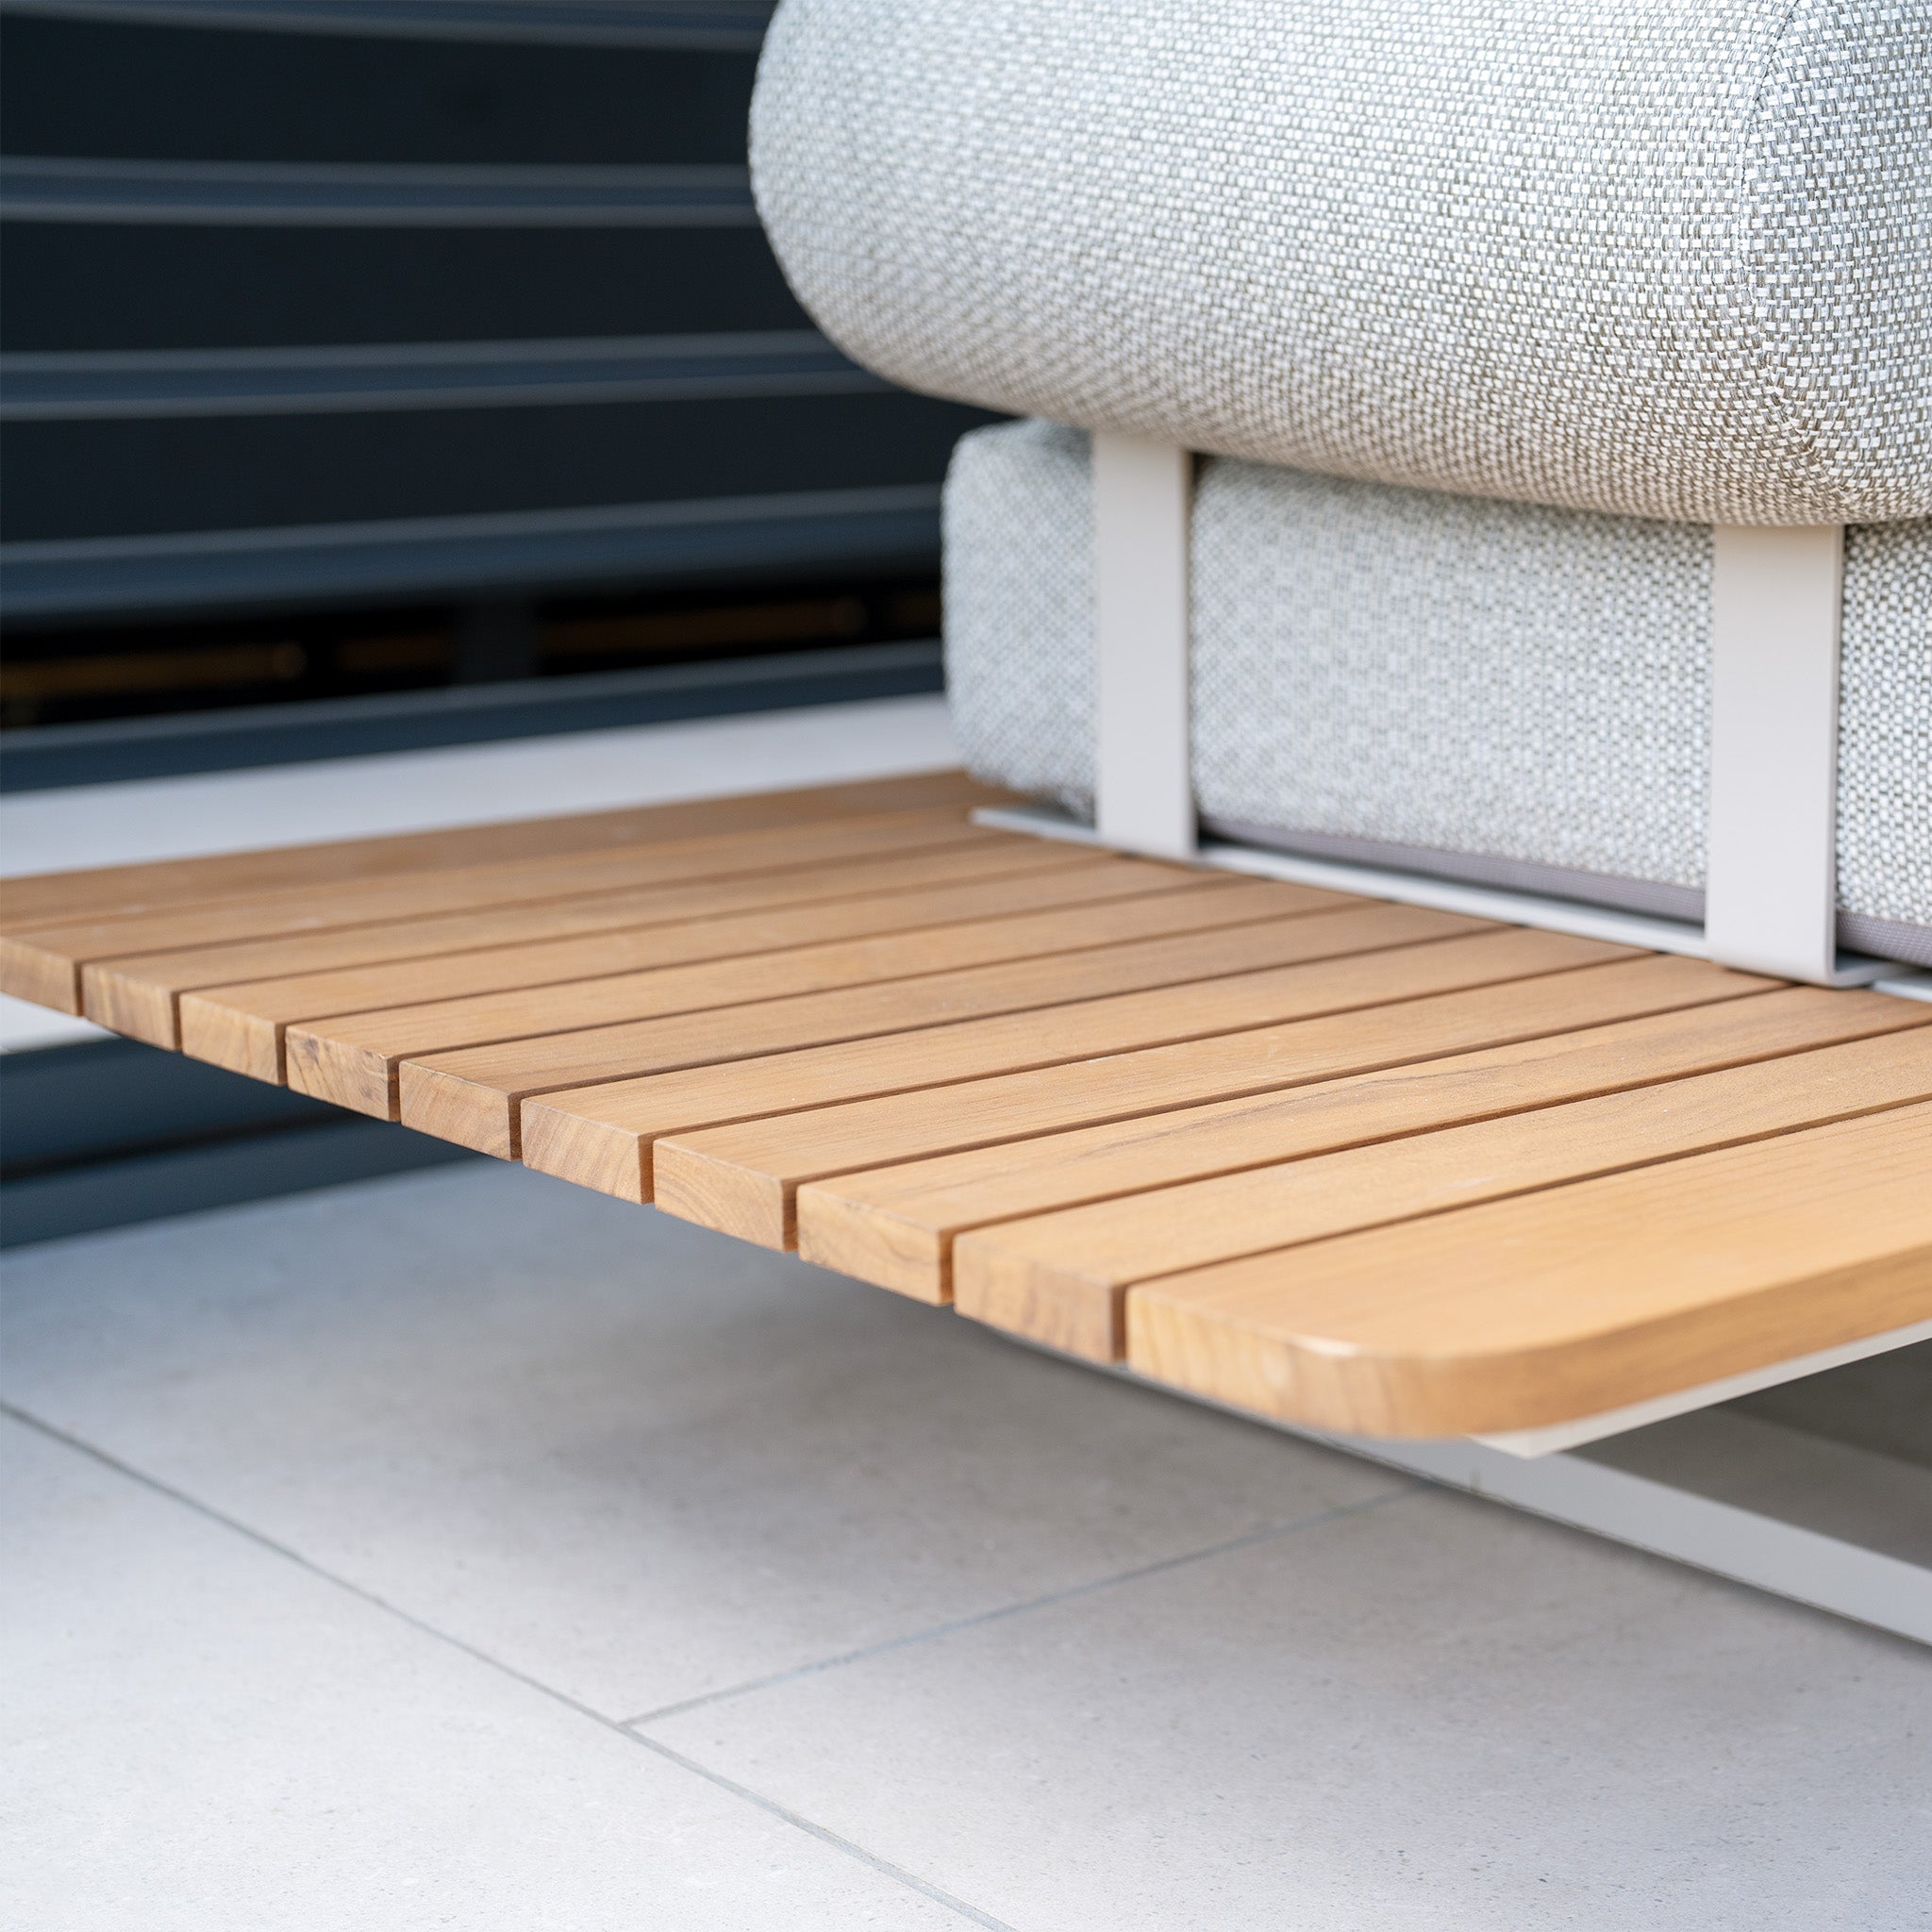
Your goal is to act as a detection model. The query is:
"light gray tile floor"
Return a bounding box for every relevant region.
[6,1161,1930,1930]
[1,1415,963,1932]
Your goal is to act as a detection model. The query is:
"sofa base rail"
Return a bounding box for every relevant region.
[974,802,1929,1003]
[1149,1367,1932,1649]
[1080,431,1915,991]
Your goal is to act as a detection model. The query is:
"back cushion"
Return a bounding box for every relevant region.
[755,0,1931,524]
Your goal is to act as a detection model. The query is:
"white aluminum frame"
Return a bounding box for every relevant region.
[985,1335,1932,1650]
[988,436,1907,989]
[1091,433,1197,859]
[1277,1412,1932,1647]
[1706,524,1854,983]
[1473,1314,1932,1457]
[971,435,1932,1462]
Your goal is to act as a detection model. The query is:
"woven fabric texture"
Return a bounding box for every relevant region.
[1840,522,1932,935]
[754,0,1932,525]
[943,422,1096,811]
[942,421,1932,953]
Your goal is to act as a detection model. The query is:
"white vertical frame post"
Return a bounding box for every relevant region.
[1091,433,1196,858]
[1705,524,1846,984]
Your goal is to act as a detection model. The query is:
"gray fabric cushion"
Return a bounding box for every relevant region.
[754,0,1932,524]
[943,421,1932,964]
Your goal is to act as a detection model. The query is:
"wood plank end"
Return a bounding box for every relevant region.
[952,1229,1124,1360]
[80,964,180,1049]
[286,1027,403,1120]
[519,1098,651,1202]
[794,1186,952,1304]
[0,935,82,1015]
[176,995,286,1083]
[393,1060,519,1158]
[652,1141,792,1250]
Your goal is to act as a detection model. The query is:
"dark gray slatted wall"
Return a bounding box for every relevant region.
[0,2,991,1241]
[0,0,991,624]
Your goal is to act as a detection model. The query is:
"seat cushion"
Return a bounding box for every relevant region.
[944,420,1932,967]
[754,0,1931,524]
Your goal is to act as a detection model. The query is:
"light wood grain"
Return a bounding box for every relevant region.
[5,808,999,1013]
[0,769,1003,932]
[295,877,1345,1115]
[520,925,1604,1202]
[171,854,1193,1081]
[400,901,1493,1156]
[786,960,1794,1286]
[79,834,1091,1052]
[1126,1100,1932,1437]
[675,953,1764,1254]
[13,771,1932,1446]
[954,1012,1932,1359]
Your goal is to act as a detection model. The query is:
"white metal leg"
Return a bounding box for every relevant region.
[1079,478,1876,987]
[1290,1419,1932,1648]
[1705,525,1848,983]
[1473,1315,1932,1457]
[992,1328,1932,1646]
[1091,432,1195,858]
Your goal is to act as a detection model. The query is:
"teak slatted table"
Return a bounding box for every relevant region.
[6,769,1931,1449]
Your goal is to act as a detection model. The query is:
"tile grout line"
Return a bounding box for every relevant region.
[0,1401,1019,1932]
[618,1479,1425,1731]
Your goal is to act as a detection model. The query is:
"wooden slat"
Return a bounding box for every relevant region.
[2,808,1002,1013]
[520,925,1616,1201]
[7,769,1929,1446]
[1126,1100,1932,1438]
[672,950,1769,1252]
[80,835,1093,1052]
[399,901,1494,1158]
[266,870,1300,1108]
[949,1007,1932,1358]
[672,953,1770,1257]
[171,853,1191,1082]
[0,769,1005,932]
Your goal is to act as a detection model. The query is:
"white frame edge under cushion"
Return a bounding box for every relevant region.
[982,435,1914,992]
[970,806,1931,1004]
[971,438,1932,1457]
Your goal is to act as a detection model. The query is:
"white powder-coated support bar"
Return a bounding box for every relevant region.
[1072,458,1891,987]
[1474,1314,1932,1458]
[991,1341,1932,1649]
[974,800,1911,997]
[987,476,1922,1482]
[1705,525,1847,984]
[1091,433,1196,859]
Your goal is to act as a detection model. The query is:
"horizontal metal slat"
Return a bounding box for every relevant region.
[0,486,945,621]
[4,387,980,542]
[1,330,884,419]
[0,156,758,225]
[0,642,946,791]
[2,224,807,353]
[0,0,774,51]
